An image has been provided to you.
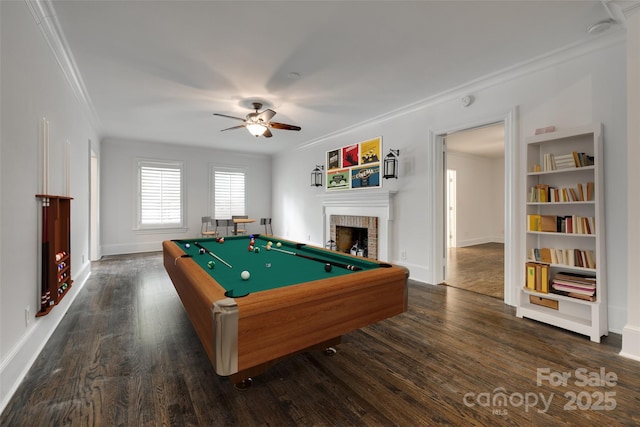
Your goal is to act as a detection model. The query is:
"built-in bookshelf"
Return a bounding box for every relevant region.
[516,124,607,342]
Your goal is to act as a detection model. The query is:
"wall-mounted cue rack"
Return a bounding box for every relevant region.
[35,195,73,316]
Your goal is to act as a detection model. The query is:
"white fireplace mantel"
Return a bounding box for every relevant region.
[318,190,397,218]
[319,190,396,261]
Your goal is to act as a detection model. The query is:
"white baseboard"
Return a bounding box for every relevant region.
[620,324,640,361]
[392,261,434,285]
[0,263,90,414]
[456,237,504,247]
[101,241,164,256]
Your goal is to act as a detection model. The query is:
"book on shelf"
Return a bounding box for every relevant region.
[540,215,557,232]
[527,247,595,269]
[540,152,594,171]
[526,263,536,290]
[528,182,594,203]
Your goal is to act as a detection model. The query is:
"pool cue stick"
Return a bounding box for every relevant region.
[193,241,233,268]
[41,200,50,310]
[263,246,362,271]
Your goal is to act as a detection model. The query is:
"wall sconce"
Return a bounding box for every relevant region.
[383,149,400,179]
[311,165,324,187]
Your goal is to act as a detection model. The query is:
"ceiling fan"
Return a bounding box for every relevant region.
[213,102,301,138]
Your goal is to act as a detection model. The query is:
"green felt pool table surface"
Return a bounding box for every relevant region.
[172,235,382,297]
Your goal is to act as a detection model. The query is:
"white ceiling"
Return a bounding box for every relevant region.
[48,0,633,155]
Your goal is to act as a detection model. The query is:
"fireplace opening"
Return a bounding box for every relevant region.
[329,214,378,259]
[336,226,368,257]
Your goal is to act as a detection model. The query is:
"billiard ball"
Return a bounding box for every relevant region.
[241,270,250,280]
[254,247,260,253]
[185,243,190,249]
[219,237,224,243]
[248,245,254,252]
[265,245,271,251]
[324,263,332,272]
[267,241,273,247]
[207,260,215,269]
[276,242,282,248]
[199,248,205,254]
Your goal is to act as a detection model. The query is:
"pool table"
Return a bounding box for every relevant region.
[162,234,408,386]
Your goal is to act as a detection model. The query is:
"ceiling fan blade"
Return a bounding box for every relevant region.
[268,122,301,131]
[263,128,273,138]
[220,124,246,132]
[257,109,276,122]
[213,113,246,121]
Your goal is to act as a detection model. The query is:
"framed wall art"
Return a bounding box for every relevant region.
[326,136,382,191]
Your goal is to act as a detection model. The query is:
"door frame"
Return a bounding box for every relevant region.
[428,107,519,306]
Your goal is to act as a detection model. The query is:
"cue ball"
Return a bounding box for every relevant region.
[241,270,250,280]
[325,263,332,272]
[185,243,190,249]
[276,242,282,248]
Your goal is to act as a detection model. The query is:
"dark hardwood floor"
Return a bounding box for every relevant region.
[2,252,639,426]
[446,243,504,299]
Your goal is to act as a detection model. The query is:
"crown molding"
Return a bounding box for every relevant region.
[295,28,626,152]
[25,0,101,131]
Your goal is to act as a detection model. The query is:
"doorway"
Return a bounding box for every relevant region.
[444,122,505,299]
[90,147,101,261]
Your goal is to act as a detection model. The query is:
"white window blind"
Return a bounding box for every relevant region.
[138,160,183,228]
[214,170,245,219]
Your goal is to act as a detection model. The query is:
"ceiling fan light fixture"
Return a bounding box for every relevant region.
[247,123,267,137]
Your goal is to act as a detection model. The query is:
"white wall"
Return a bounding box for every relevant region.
[272,34,628,334]
[1,1,98,411]
[447,152,504,246]
[100,138,272,255]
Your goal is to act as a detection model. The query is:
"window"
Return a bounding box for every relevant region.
[137,160,184,229]
[214,169,245,219]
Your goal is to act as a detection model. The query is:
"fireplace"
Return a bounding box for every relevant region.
[321,190,395,262]
[330,215,378,259]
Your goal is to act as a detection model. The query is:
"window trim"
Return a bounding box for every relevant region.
[136,158,186,231]
[210,165,247,220]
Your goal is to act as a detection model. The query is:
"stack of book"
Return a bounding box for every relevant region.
[551,272,596,301]
[541,151,595,171]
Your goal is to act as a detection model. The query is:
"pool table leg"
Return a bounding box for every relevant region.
[229,336,342,388]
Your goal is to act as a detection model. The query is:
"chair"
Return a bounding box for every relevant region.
[201,216,218,238]
[232,215,249,235]
[260,217,273,235]
[215,219,232,236]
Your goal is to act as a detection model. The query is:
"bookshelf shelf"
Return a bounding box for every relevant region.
[526,231,595,237]
[522,288,598,306]
[527,165,595,176]
[525,261,596,274]
[517,123,607,343]
[526,201,595,206]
